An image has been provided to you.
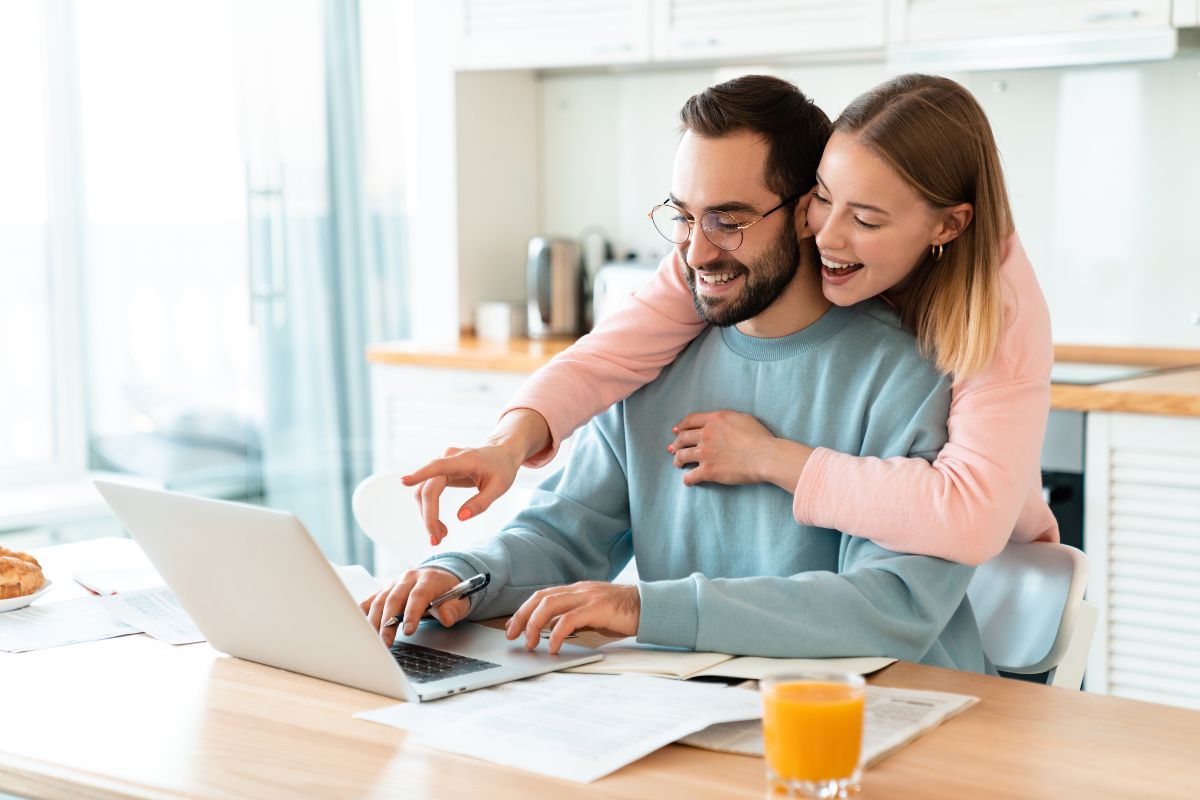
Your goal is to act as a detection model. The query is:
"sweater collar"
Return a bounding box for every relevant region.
[719,304,854,361]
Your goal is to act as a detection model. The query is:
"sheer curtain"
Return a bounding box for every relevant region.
[4,0,409,564]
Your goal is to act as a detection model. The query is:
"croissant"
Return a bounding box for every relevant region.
[0,546,40,569]
[0,551,46,599]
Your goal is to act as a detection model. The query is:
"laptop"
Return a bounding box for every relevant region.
[93,481,601,702]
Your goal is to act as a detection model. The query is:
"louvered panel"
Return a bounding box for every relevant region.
[1112,448,1200,473]
[1109,664,1200,702]
[1111,686,1200,711]
[1109,559,1200,590]
[1089,413,1200,709]
[660,0,885,59]
[1108,518,1200,543]
[901,0,1171,43]
[1110,654,1200,685]
[1109,543,1200,572]
[1108,606,1200,636]
[1109,592,1200,620]
[1110,623,1200,654]
[1110,467,1200,492]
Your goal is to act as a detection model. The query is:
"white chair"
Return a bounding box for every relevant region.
[967,541,1099,689]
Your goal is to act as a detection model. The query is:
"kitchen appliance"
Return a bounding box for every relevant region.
[591,260,659,326]
[526,236,583,338]
[1040,408,1085,552]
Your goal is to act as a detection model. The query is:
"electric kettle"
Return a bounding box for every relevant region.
[526,236,583,338]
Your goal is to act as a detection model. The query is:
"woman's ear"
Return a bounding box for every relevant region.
[933,202,974,245]
[795,187,816,240]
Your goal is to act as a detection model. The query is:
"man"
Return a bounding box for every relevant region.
[365,75,988,672]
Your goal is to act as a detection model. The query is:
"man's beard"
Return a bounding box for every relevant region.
[683,218,801,327]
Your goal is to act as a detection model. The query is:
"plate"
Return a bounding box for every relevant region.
[0,579,55,613]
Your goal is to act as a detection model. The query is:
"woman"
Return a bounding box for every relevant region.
[403,73,1057,565]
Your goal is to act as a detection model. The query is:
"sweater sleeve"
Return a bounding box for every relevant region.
[503,251,705,467]
[420,410,636,620]
[636,538,979,666]
[792,233,1059,565]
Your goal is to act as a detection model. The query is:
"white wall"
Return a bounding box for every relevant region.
[498,56,1200,348]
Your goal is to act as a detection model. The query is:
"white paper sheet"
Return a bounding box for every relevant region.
[0,597,139,652]
[72,566,165,596]
[356,671,596,734]
[94,587,205,645]
[406,673,762,783]
[679,684,979,767]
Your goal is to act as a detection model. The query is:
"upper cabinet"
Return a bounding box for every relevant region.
[888,0,1182,70]
[452,0,1192,72]
[452,0,885,71]
[652,0,886,62]
[453,0,653,70]
[1176,1,1200,27]
[892,0,1172,42]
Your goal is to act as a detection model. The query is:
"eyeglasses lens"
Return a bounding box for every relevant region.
[701,211,742,251]
[650,205,690,244]
[650,205,742,251]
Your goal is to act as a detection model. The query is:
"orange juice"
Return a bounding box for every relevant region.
[762,679,865,782]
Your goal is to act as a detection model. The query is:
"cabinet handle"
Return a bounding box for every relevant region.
[590,41,634,54]
[1083,9,1141,24]
[447,380,493,393]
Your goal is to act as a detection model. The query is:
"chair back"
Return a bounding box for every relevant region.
[967,541,1091,678]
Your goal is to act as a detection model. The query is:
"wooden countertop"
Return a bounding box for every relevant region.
[367,335,576,373]
[367,338,1200,416]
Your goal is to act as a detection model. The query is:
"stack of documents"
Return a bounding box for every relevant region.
[682,684,978,767]
[358,672,763,783]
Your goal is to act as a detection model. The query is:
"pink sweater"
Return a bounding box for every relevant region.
[505,232,1059,565]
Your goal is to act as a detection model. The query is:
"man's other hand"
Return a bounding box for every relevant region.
[360,568,469,648]
[505,582,640,654]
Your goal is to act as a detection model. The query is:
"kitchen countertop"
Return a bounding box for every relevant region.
[367,338,1200,417]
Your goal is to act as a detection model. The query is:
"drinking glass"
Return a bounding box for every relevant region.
[760,671,866,798]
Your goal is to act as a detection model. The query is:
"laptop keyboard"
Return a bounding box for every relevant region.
[389,641,501,684]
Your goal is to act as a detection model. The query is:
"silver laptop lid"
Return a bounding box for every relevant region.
[94,481,417,702]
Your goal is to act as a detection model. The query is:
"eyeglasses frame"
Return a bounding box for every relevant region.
[647,193,800,252]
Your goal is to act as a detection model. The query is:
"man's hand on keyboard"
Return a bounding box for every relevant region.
[360,568,468,648]
[505,582,640,655]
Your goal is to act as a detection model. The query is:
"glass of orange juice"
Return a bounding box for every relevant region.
[761,671,866,798]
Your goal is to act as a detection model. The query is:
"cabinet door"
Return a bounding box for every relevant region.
[1174,1,1200,27]
[891,0,1172,44]
[655,0,885,61]
[1084,412,1200,710]
[369,365,575,575]
[453,0,652,70]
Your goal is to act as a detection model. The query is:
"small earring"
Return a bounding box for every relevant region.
[931,242,944,261]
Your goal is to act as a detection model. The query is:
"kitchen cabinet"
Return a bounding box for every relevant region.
[890,0,1172,43]
[453,0,887,71]
[1083,411,1200,710]
[1176,0,1200,27]
[452,0,653,70]
[652,0,886,62]
[368,362,575,577]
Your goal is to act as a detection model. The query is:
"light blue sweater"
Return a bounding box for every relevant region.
[427,302,990,673]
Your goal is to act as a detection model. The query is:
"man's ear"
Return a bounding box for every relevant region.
[932,202,974,245]
[794,187,816,240]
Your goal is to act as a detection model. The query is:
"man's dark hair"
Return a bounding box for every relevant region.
[679,75,832,199]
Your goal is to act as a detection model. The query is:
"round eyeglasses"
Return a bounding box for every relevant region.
[647,195,799,252]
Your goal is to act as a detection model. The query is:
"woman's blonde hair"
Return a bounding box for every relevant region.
[836,74,1011,381]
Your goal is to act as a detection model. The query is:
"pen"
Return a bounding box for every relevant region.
[383,572,490,628]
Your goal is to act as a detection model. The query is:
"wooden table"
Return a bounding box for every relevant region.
[3,541,1198,799]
